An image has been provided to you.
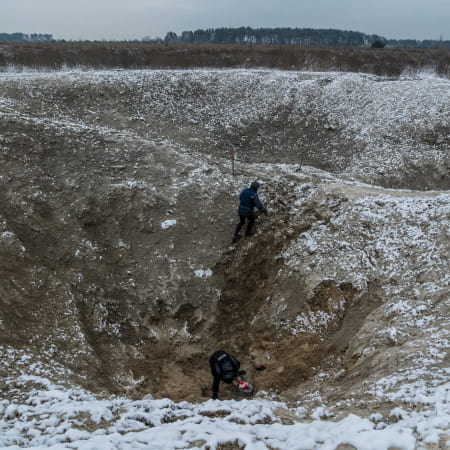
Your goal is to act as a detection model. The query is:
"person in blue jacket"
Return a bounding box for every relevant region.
[233,181,267,242]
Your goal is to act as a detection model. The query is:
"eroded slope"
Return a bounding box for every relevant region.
[0,70,449,410]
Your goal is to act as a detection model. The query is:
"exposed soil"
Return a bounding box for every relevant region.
[0,69,449,411]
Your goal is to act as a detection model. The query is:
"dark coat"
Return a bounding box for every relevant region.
[209,350,240,399]
[237,187,266,217]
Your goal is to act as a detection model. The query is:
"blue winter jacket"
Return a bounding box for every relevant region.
[238,187,266,217]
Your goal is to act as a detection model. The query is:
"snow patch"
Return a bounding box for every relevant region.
[161,219,177,229]
[194,269,213,278]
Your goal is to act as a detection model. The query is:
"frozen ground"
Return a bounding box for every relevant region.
[0,68,448,188]
[0,69,449,449]
[1,345,449,449]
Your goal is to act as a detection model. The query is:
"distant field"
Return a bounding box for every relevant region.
[0,42,449,77]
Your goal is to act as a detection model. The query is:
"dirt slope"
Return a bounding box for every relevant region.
[0,69,449,410]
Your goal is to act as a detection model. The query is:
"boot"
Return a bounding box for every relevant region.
[232,234,242,244]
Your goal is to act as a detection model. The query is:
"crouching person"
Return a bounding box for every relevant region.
[209,350,243,400]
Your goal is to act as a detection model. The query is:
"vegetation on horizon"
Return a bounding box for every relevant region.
[161,27,449,49]
[0,28,448,49]
[0,42,448,78]
[163,27,384,47]
[0,32,54,42]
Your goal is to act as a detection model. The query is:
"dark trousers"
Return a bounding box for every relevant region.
[209,353,222,399]
[209,350,240,399]
[235,214,255,237]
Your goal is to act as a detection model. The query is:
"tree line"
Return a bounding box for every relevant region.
[164,27,383,47]
[0,33,54,42]
[1,29,448,49]
[386,39,450,49]
[162,27,449,49]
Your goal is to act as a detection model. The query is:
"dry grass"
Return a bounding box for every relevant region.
[0,42,449,77]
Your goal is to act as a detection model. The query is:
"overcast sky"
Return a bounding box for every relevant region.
[2,0,449,41]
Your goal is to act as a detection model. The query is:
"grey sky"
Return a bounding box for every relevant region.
[2,0,449,41]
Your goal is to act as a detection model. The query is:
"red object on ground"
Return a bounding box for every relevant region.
[239,381,249,390]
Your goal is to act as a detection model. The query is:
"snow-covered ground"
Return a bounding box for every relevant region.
[2,345,450,449]
[0,68,449,449]
[1,68,448,188]
[2,176,449,449]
